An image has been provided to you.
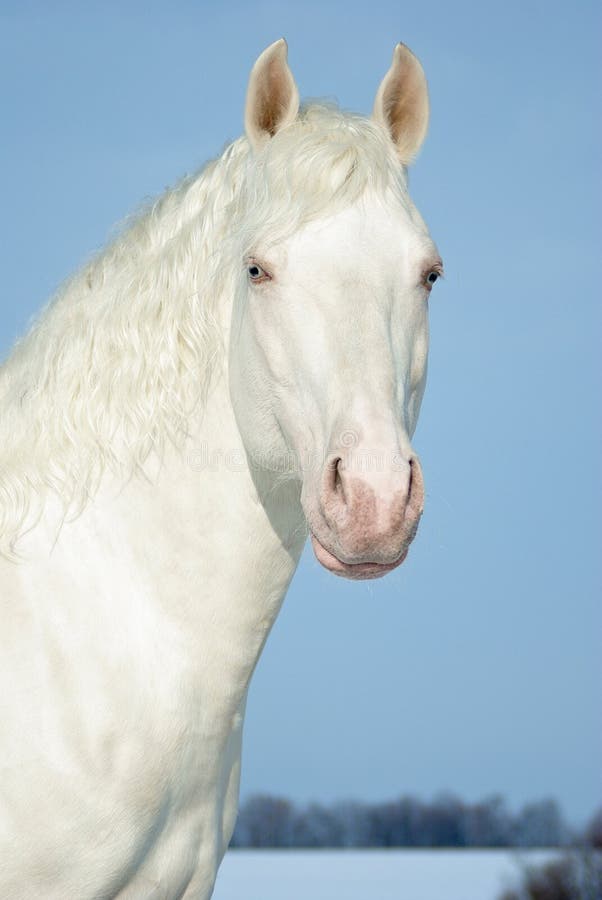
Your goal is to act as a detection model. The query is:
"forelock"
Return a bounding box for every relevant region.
[235,103,408,253]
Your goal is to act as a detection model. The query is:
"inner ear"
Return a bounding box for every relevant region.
[373,43,429,165]
[245,39,300,150]
[255,59,292,136]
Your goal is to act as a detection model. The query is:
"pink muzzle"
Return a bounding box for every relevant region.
[309,455,424,580]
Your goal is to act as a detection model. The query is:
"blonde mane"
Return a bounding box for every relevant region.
[0,104,407,556]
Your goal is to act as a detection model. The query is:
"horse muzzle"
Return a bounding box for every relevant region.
[307,454,424,581]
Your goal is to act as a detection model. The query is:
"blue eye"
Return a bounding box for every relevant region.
[247,262,269,282]
[423,263,443,289]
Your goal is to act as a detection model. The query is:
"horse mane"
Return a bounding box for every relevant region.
[0,103,407,556]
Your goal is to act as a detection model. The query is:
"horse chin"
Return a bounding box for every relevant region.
[309,533,408,581]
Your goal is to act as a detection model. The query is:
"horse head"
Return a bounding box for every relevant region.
[229,39,441,579]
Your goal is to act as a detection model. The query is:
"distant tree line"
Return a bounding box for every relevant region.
[230,794,602,850]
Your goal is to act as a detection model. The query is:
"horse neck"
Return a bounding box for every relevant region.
[22,365,307,704]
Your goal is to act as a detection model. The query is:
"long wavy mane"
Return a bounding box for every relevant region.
[0,104,407,556]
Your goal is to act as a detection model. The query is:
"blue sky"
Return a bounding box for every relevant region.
[1,1,600,825]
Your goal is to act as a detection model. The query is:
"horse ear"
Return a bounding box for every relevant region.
[245,39,299,150]
[372,43,429,165]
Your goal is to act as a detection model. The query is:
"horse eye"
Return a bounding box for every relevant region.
[426,271,439,286]
[248,263,268,281]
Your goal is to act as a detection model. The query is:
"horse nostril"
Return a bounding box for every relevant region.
[333,457,345,502]
[407,455,425,516]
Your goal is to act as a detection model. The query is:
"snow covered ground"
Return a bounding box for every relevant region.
[213,849,559,899]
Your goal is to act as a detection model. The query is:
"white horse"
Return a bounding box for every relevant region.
[0,39,441,899]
